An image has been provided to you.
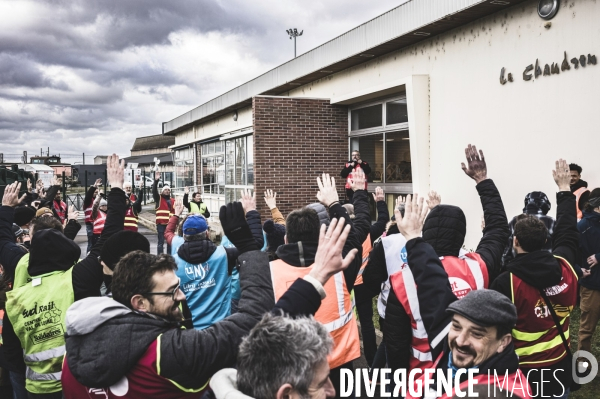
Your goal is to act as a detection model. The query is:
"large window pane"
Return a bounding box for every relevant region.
[225,188,237,204]
[351,104,382,131]
[385,130,412,182]
[349,134,383,183]
[235,137,246,185]
[216,155,225,194]
[386,99,408,125]
[247,135,254,184]
[226,140,235,185]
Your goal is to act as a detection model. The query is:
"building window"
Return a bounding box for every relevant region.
[202,141,225,195]
[174,147,194,188]
[351,104,382,131]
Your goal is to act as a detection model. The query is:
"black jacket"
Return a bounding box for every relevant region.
[275,190,371,294]
[578,211,600,290]
[65,250,322,391]
[0,187,128,373]
[491,191,578,396]
[340,161,372,178]
[382,179,509,372]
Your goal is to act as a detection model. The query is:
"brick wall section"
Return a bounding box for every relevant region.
[253,96,348,221]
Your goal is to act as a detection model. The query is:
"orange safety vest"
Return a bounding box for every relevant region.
[84,202,94,223]
[53,200,67,222]
[574,187,588,220]
[124,194,139,232]
[155,196,174,225]
[93,210,107,235]
[270,259,361,369]
[406,367,532,399]
[354,233,372,286]
[389,253,488,371]
[510,256,578,368]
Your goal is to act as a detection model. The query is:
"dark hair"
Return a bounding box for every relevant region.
[31,216,63,236]
[514,215,548,252]
[285,208,320,243]
[569,163,582,174]
[192,192,201,198]
[496,323,513,340]
[111,251,177,308]
[584,188,600,212]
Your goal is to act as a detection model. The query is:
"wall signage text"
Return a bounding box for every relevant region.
[500,51,597,85]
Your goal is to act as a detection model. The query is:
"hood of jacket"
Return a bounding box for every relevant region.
[275,241,318,267]
[505,251,562,289]
[306,203,330,226]
[422,205,466,257]
[28,228,81,276]
[65,297,174,387]
[210,369,255,399]
[581,210,600,224]
[177,238,217,264]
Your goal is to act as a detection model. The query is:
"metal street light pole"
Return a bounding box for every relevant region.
[286,28,303,58]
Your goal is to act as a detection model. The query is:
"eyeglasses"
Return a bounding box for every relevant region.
[143,281,181,301]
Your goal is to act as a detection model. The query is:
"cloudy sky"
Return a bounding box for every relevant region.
[0,0,406,162]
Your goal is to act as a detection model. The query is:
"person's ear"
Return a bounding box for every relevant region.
[513,236,520,249]
[496,333,512,353]
[276,384,295,399]
[130,294,148,312]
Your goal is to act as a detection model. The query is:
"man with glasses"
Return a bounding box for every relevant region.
[340,150,371,202]
[62,207,358,398]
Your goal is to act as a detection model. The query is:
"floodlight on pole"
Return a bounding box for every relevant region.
[286,28,303,58]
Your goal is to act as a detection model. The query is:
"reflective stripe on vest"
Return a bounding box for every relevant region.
[574,187,588,220]
[354,234,372,286]
[389,252,488,371]
[378,234,408,318]
[269,259,360,369]
[84,205,94,223]
[510,256,578,367]
[156,196,174,224]
[6,268,75,394]
[124,207,139,231]
[93,210,107,235]
[53,201,67,222]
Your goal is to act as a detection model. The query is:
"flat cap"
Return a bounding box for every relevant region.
[446,289,517,327]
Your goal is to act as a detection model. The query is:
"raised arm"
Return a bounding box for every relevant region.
[152,171,160,204]
[461,144,510,281]
[165,199,184,246]
[551,159,579,265]
[241,189,264,250]
[370,187,389,243]
[183,187,191,211]
[133,189,143,214]
[264,190,285,225]
[340,161,355,178]
[0,183,28,281]
[83,179,101,208]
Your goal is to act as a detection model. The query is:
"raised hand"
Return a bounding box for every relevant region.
[27,178,32,193]
[427,191,441,210]
[155,171,161,181]
[174,198,184,216]
[395,193,429,241]
[372,186,385,202]
[552,158,571,192]
[2,182,27,207]
[67,205,79,221]
[309,217,358,286]
[106,154,125,190]
[184,186,189,194]
[94,178,102,187]
[240,189,256,214]
[395,196,406,214]
[587,254,598,268]
[264,189,277,210]
[461,144,488,184]
[219,202,256,252]
[317,173,339,207]
[350,167,366,192]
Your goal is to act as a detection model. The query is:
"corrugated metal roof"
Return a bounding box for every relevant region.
[163,0,527,135]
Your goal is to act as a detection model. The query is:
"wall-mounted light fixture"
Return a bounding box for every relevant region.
[233,111,238,121]
[538,0,559,20]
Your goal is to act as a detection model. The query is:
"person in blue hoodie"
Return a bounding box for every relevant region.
[577,188,600,357]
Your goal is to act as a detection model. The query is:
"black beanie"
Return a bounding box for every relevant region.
[14,206,36,226]
[100,231,151,270]
[263,219,286,253]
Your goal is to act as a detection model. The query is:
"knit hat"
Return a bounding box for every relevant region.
[446,289,517,328]
[263,219,286,253]
[12,224,24,238]
[161,185,171,194]
[183,215,208,235]
[14,206,36,226]
[36,207,53,218]
[100,231,151,270]
[99,199,108,207]
[306,203,330,226]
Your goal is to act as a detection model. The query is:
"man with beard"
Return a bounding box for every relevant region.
[61,211,358,398]
[569,163,589,220]
[153,171,174,254]
[392,194,531,399]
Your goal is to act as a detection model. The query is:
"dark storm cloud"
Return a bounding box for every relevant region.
[0,53,69,89]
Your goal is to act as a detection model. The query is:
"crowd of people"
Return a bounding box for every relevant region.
[0,145,598,399]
